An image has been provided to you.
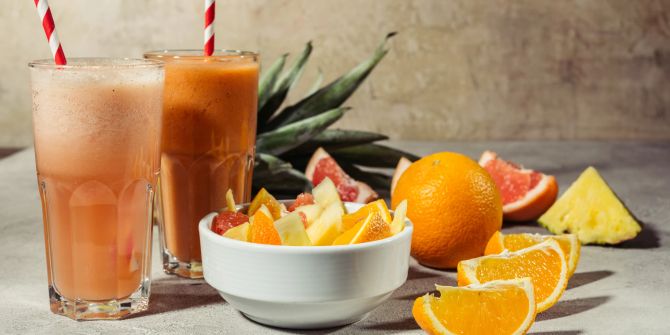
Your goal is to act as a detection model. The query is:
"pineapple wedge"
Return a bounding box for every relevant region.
[390,200,407,235]
[538,167,641,244]
[274,213,312,246]
[306,202,344,246]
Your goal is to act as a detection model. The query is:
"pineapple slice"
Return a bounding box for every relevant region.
[293,204,323,228]
[306,202,344,246]
[538,167,641,244]
[313,177,344,210]
[274,213,312,246]
[223,222,250,242]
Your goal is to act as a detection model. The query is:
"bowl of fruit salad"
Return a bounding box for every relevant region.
[198,178,413,329]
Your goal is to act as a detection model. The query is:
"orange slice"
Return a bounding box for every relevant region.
[485,231,581,277]
[413,278,536,335]
[458,239,567,313]
[341,199,392,231]
[333,212,390,245]
[248,188,283,220]
[248,210,281,245]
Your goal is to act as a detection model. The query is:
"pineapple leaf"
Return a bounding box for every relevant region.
[256,107,349,156]
[330,143,419,168]
[340,163,392,191]
[267,32,396,129]
[283,129,388,156]
[258,42,313,131]
[306,68,323,96]
[253,154,311,193]
[258,54,288,116]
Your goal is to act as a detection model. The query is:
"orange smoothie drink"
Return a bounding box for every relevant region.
[29,58,164,320]
[144,50,258,278]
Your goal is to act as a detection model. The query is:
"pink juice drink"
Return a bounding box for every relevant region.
[29,58,164,320]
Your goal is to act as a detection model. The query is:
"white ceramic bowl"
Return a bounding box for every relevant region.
[198,202,413,329]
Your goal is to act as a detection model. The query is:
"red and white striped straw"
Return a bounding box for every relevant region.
[204,0,215,56]
[33,0,67,65]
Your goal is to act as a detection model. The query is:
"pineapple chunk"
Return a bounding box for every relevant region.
[538,167,641,244]
[223,222,250,241]
[274,213,312,246]
[313,177,344,210]
[306,202,344,246]
[293,204,322,228]
[256,204,273,220]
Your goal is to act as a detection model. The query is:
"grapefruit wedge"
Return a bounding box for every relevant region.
[390,156,412,195]
[305,147,378,203]
[479,151,558,222]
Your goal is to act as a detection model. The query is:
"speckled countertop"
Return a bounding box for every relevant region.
[1,141,668,334]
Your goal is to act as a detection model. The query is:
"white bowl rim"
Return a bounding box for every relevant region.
[199,202,413,254]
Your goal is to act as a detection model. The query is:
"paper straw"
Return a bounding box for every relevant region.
[33,0,67,65]
[204,0,215,56]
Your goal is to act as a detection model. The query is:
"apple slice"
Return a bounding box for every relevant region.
[223,222,250,241]
[274,213,312,246]
[293,204,323,228]
[306,202,344,246]
[390,200,407,235]
[313,177,344,210]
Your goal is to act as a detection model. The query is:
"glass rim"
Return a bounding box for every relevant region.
[143,49,258,60]
[28,57,164,69]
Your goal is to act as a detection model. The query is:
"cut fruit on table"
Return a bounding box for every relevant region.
[392,151,502,269]
[413,278,536,335]
[538,166,641,245]
[305,147,378,203]
[485,231,581,278]
[479,150,558,222]
[458,239,568,313]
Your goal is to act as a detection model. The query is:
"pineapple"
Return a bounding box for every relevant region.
[253,32,419,196]
[538,167,641,244]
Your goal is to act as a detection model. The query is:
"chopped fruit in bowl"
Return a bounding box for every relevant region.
[479,150,558,222]
[538,166,641,245]
[413,278,537,335]
[305,147,378,203]
[209,180,406,247]
[197,185,413,329]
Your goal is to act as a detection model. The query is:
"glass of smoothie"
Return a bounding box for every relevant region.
[29,58,164,320]
[143,50,259,279]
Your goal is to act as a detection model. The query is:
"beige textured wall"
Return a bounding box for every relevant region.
[1,0,669,146]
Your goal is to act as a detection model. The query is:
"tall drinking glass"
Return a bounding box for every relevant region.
[144,50,259,279]
[29,58,164,320]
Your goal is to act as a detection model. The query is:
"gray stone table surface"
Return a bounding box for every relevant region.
[1,141,669,335]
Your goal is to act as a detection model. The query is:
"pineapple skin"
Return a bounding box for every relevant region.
[538,167,641,245]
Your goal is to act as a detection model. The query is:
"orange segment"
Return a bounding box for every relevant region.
[458,239,567,313]
[334,212,391,245]
[248,211,281,245]
[485,232,581,277]
[341,199,392,231]
[248,188,282,220]
[413,278,536,335]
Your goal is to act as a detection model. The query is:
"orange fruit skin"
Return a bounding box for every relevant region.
[249,212,282,245]
[392,152,503,269]
[412,296,439,335]
[505,175,559,222]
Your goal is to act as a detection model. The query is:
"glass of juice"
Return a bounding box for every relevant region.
[143,50,259,279]
[29,58,164,320]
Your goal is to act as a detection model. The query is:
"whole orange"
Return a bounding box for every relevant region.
[391,152,502,269]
